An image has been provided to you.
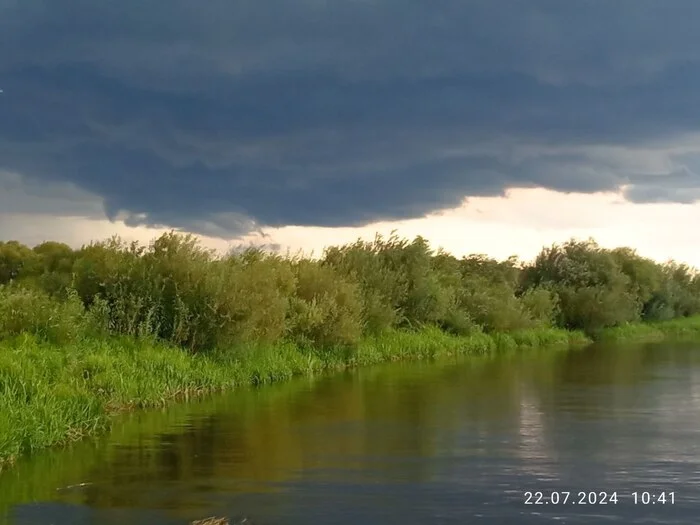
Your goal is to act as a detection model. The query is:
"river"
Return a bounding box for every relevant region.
[2,342,700,524]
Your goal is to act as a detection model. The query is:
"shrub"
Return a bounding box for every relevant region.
[287,260,363,348]
[1,231,698,351]
[519,287,559,328]
[0,241,38,285]
[0,286,88,344]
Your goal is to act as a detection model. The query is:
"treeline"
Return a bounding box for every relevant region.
[1,233,699,351]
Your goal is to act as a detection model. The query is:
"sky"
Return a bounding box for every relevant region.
[2,1,700,265]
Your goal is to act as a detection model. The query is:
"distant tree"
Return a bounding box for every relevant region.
[0,241,38,284]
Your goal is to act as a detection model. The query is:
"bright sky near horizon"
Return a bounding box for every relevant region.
[2,2,700,266]
[3,180,699,266]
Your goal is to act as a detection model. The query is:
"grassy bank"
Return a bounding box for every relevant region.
[596,315,700,343]
[0,325,588,471]
[3,316,700,472]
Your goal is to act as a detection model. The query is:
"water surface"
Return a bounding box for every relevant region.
[2,342,700,524]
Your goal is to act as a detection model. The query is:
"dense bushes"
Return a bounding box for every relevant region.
[288,260,363,348]
[520,239,700,333]
[0,286,89,344]
[1,232,700,350]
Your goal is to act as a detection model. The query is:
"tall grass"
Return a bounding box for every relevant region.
[596,316,700,343]
[3,312,697,470]
[0,324,593,471]
[0,334,227,469]
[0,286,89,344]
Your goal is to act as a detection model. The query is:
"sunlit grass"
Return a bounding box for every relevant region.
[0,324,594,471]
[1,315,700,471]
[596,315,700,343]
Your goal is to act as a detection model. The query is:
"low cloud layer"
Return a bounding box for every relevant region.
[2,1,700,236]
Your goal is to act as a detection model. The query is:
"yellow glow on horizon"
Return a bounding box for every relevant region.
[1,187,699,267]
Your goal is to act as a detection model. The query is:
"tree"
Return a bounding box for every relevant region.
[0,241,38,284]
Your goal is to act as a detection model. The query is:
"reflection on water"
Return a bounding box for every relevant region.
[2,343,700,524]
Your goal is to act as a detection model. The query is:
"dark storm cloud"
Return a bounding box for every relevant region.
[2,0,700,235]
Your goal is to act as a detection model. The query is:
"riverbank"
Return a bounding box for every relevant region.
[594,315,700,343]
[0,325,584,472]
[2,316,700,472]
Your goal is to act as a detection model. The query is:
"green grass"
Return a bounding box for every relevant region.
[1,316,699,472]
[595,315,700,343]
[0,325,586,471]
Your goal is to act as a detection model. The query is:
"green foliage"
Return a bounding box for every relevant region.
[460,254,522,289]
[597,315,700,343]
[0,241,38,284]
[611,249,700,322]
[524,239,642,333]
[0,231,699,346]
[0,286,88,344]
[322,233,412,332]
[456,277,533,332]
[70,234,297,351]
[556,285,640,333]
[519,287,560,327]
[214,250,296,346]
[323,234,527,334]
[287,260,363,348]
[32,241,75,273]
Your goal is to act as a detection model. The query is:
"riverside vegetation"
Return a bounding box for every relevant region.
[2,232,700,471]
